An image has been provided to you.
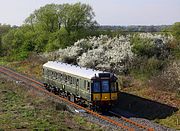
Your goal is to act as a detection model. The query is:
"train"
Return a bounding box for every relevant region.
[42,61,119,110]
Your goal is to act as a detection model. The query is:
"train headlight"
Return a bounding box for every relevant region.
[95,96,99,100]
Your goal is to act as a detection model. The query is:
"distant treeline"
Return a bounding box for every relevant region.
[99,25,171,32]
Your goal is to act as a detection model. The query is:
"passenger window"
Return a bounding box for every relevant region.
[84,80,86,88]
[54,72,57,79]
[87,82,90,91]
[76,79,79,86]
[73,77,75,85]
[70,76,72,84]
[48,70,50,75]
[65,75,67,82]
[60,74,63,80]
[67,75,69,83]
[72,77,74,85]
[51,71,53,78]
[87,82,90,88]
[62,74,65,81]
[59,73,62,80]
[49,71,52,77]
[51,72,54,78]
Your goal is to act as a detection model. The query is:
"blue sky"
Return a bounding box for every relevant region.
[0,0,179,26]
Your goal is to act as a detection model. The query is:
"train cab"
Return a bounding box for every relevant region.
[91,73,119,108]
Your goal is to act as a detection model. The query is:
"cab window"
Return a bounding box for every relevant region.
[93,81,100,92]
[102,80,109,92]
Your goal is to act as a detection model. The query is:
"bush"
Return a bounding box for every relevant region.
[150,60,180,92]
[167,40,180,59]
[170,22,180,42]
[131,34,170,59]
[130,57,166,80]
[131,36,154,57]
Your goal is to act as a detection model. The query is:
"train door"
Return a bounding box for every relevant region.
[101,79,110,101]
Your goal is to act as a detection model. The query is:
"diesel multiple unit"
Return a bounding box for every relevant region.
[43,61,119,109]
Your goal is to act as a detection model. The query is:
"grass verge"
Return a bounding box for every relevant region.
[0,75,102,130]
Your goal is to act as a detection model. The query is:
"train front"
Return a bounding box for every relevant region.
[91,73,119,109]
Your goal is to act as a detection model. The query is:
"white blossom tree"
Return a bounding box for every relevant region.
[43,33,172,74]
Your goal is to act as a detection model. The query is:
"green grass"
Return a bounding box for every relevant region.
[0,58,10,66]
[155,110,180,130]
[0,76,102,130]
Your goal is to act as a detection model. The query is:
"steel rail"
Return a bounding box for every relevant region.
[108,111,154,131]
[0,66,44,86]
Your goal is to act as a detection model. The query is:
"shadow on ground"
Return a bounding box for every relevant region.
[113,92,178,120]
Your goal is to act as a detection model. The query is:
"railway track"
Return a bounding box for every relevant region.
[0,66,154,131]
[107,111,154,131]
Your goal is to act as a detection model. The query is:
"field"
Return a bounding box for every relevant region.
[0,74,102,130]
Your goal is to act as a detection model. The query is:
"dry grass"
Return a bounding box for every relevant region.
[122,78,180,130]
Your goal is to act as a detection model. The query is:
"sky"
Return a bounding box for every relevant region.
[0,0,179,26]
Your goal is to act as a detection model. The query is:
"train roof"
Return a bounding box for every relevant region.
[43,61,110,79]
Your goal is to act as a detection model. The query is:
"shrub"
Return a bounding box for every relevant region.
[170,22,180,42]
[150,60,180,92]
[130,56,166,80]
[131,34,171,59]
[167,40,180,59]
